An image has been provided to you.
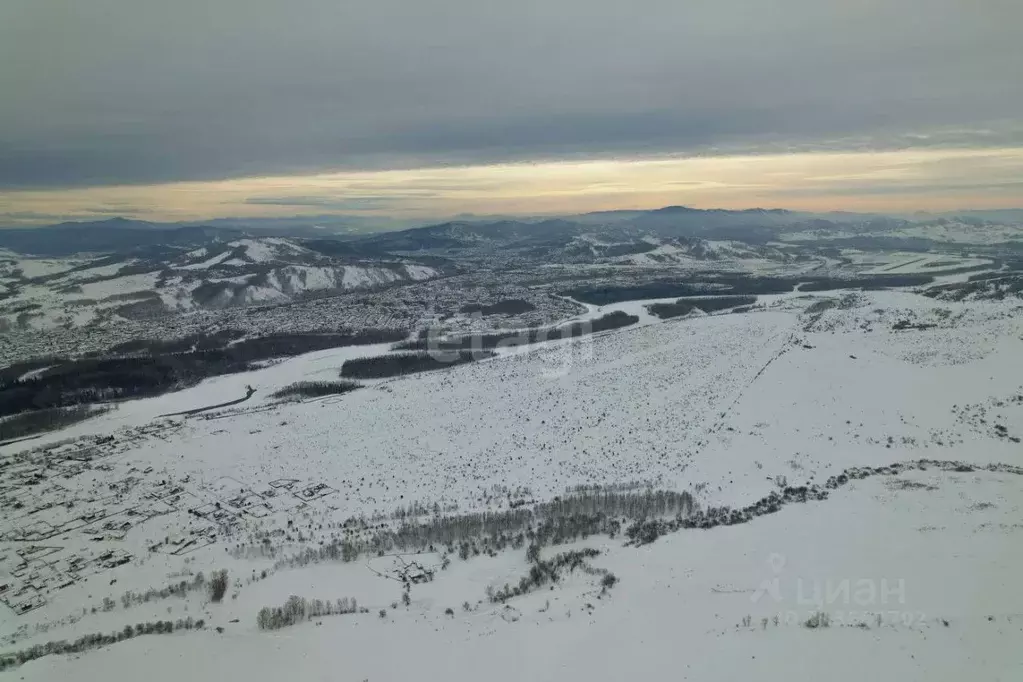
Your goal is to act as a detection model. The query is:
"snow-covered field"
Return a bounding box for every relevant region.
[2,286,1023,679]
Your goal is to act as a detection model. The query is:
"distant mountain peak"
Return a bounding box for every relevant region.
[651,205,697,214]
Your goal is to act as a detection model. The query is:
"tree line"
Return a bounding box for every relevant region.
[647,296,757,319]
[272,487,697,571]
[256,595,367,630]
[0,329,406,418]
[0,405,109,442]
[567,274,936,305]
[271,380,362,400]
[340,350,491,379]
[394,311,640,353]
[0,618,207,671]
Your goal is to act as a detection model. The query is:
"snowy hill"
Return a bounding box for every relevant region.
[2,286,1023,679]
[354,220,800,271]
[780,216,1023,247]
[601,236,794,266]
[0,236,443,331]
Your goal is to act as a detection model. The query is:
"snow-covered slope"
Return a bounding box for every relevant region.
[605,237,793,267]
[12,468,1022,682]
[2,287,1022,679]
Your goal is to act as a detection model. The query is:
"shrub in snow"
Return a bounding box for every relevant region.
[804,611,831,629]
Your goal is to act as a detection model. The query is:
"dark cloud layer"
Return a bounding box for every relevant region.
[1,0,1020,188]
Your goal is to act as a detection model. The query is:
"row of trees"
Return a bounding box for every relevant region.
[340,350,490,379]
[270,381,362,400]
[799,273,935,292]
[395,311,639,353]
[113,571,208,610]
[0,618,206,671]
[0,405,109,441]
[647,296,757,319]
[274,488,698,571]
[256,596,366,630]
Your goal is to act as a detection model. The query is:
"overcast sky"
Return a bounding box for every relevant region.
[1,0,1021,222]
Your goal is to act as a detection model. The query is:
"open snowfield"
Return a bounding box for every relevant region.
[2,286,1022,679]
